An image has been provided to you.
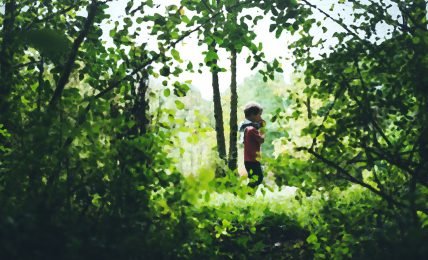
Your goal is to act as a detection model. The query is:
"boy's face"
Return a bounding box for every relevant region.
[249,112,263,123]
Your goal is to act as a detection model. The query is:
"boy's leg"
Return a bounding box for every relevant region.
[244,161,255,187]
[244,161,263,187]
[244,161,253,179]
[253,162,263,186]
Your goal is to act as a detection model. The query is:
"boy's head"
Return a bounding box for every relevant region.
[244,102,263,122]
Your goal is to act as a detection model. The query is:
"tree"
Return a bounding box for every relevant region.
[0,1,219,257]
[200,0,228,174]
[211,41,228,166]
[269,0,428,217]
[228,47,238,170]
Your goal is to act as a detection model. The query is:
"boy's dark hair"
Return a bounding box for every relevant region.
[244,102,263,118]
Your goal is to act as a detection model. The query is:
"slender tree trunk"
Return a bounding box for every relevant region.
[0,0,17,127]
[411,0,428,175]
[409,176,419,226]
[37,57,45,113]
[208,0,227,177]
[131,73,150,135]
[211,44,227,171]
[228,49,238,171]
[305,96,312,119]
[407,0,428,223]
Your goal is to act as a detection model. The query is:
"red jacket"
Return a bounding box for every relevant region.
[244,126,264,162]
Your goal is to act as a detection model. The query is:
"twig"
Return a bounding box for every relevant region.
[23,2,82,32]
[14,60,40,69]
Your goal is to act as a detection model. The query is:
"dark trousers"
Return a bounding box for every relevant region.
[244,161,263,187]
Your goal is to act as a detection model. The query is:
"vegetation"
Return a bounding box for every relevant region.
[1,0,427,259]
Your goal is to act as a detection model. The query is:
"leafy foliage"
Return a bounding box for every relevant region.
[0,0,427,259]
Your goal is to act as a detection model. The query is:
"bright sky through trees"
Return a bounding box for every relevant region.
[104,0,294,100]
[102,0,398,100]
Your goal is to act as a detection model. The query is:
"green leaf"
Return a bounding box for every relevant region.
[160,66,171,77]
[344,67,353,74]
[20,96,29,106]
[412,37,421,44]
[175,100,185,110]
[173,82,190,97]
[171,49,182,63]
[250,226,256,234]
[186,62,193,70]
[181,15,190,24]
[306,233,318,244]
[164,88,171,97]
[204,50,219,63]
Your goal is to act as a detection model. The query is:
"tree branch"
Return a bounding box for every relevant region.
[23,2,82,32]
[352,60,393,147]
[395,0,425,32]
[307,148,417,212]
[48,0,99,111]
[360,139,389,195]
[14,60,43,69]
[300,0,368,44]
[349,0,413,34]
[201,0,215,13]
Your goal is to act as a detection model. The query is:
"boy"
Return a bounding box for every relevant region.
[239,102,265,187]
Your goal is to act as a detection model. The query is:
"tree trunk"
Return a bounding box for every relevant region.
[410,0,428,178]
[406,0,428,222]
[228,49,238,171]
[132,73,150,135]
[0,0,17,126]
[211,44,227,173]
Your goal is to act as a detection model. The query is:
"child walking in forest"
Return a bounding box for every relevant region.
[239,102,265,187]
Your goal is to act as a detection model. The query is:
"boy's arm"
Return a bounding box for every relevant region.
[248,127,264,144]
